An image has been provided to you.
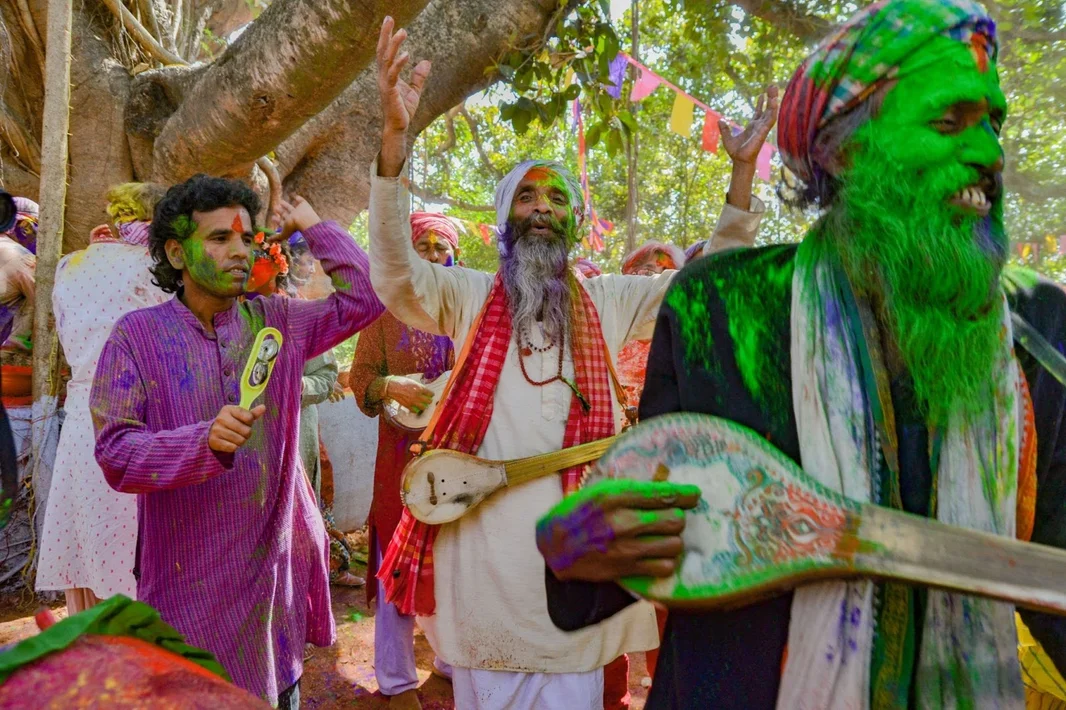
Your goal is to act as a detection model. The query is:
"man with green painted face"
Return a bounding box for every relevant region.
[89,176,384,707]
[538,0,1066,707]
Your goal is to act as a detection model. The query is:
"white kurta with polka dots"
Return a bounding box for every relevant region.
[35,242,168,598]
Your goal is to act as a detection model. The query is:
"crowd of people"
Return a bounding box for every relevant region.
[1,0,1064,708]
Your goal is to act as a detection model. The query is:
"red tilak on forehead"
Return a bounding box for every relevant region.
[231,214,245,234]
[523,167,554,183]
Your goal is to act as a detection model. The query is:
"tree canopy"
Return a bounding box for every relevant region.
[380,0,1066,276]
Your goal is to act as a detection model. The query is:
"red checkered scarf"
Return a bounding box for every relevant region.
[377,271,616,616]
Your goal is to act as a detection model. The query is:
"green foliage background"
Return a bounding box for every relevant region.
[353,0,1066,278]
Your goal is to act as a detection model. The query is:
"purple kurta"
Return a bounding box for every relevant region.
[90,221,384,703]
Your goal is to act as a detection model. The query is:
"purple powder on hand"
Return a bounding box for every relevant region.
[536,502,615,571]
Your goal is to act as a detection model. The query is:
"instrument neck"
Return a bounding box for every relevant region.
[503,436,618,487]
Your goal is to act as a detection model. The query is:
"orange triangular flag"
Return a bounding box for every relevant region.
[701,112,721,153]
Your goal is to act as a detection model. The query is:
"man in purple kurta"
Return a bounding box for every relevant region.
[91,176,384,707]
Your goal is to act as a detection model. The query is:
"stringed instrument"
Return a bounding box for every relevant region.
[383,370,451,432]
[401,436,618,525]
[585,412,1066,614]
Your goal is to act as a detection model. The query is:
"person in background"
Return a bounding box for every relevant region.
[36,182,169,614]
[573,257,602,281]
[91,179,384,707]
[349,211,459,710]
[3,197,38,254]
[0,216,35,353]
[244,234,359,588]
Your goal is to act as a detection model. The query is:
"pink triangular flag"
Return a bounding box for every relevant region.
[756,143,774,182]
[630,68,661,102]
[701,112,721,153]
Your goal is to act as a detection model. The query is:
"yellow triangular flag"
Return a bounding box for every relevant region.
[564,68,576,89]
[669,93,695,138]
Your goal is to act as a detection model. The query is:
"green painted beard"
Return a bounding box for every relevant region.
[828,126,1006,425]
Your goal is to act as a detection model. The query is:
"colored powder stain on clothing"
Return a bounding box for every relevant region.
[331,273,352,291]
[714,250,795,421]
[666,278,716,372]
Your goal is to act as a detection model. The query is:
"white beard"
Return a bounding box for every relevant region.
[503,235,571,346]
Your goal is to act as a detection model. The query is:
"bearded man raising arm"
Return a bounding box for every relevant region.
[367,17,765,710]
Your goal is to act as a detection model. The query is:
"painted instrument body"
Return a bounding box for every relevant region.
[382,370,451,432]
[401,437,617,525]
[586,412,1066,615]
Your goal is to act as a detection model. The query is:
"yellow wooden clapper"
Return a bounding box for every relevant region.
[239,327,283,410]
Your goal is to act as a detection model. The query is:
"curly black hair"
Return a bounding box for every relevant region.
[149,174,261,293]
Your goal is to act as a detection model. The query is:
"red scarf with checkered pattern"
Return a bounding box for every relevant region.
[377,272,615,616]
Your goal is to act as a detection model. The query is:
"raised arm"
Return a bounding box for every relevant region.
[91,325,242,493]
[370,17,477,339]
[704,85,778,256]
[278,198,385,362]
[301,351,339,408]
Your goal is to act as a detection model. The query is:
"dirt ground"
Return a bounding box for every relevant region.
[0,536,651,709]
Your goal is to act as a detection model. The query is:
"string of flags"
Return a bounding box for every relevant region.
[613,52,776,181]
[568,51,779,251]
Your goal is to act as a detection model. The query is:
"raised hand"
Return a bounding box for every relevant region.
[377,16,431,177]
[277,196,321,239]
[720,85,780,166]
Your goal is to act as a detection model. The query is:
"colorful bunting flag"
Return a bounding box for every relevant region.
[669,94,695,137]
[479,223,492,245]
[701,112,721,153]
[606,54,627,99]
[757,143,774,182]
[630,69,661,102]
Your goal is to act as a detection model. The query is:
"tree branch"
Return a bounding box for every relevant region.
[136,0,165,45]
[433,103,462,156]
[152,0,431,181]
[459,105,505,181]
[14,0,45,75]
[725,0,831,43]
[256,155,282,222]
[278,0,559,225]
[100,0,186,65]
[402,177,494,212]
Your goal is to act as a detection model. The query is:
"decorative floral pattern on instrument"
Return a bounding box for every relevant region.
[590,413,860,602]
[731,467,847,569]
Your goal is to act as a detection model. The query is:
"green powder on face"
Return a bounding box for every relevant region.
[182,238,238,293]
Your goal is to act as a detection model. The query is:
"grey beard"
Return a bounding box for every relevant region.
[502,234,571,346]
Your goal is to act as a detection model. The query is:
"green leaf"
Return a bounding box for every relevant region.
[563,84,582,101]
[606,128,623,156]
[618,110,639,132]
[586,121,605,148]
[513,109,532,135]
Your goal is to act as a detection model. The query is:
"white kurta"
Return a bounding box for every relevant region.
[368,166,763,679]
[36,242,168,598]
